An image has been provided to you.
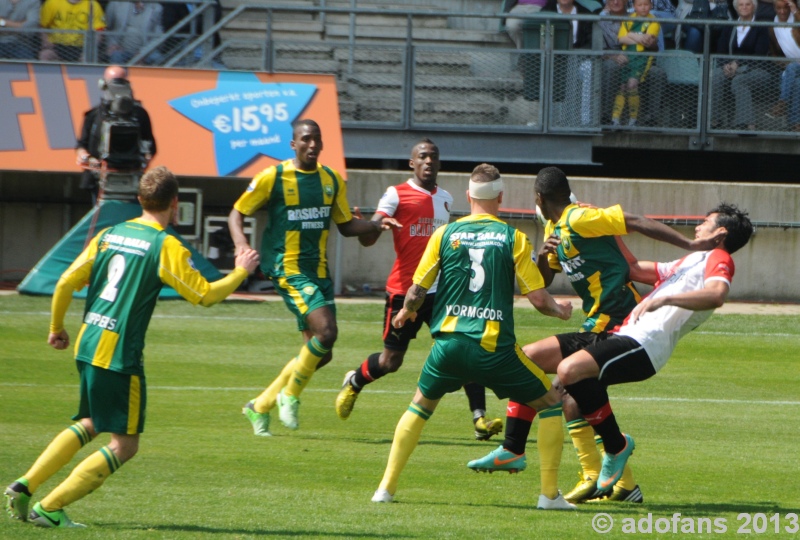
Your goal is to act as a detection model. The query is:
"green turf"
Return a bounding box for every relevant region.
[1,295,799,539]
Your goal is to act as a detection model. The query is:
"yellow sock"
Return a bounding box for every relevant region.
[40,446,121,511]
[284,337,330,398]
[566,419,602,481]
[612,94,626,121]
[595,435,636,490]
[537,403,563,499]
[378,403,430,495]
[24,422,93,493]
[253,357,296,413]
[628,92,640,121]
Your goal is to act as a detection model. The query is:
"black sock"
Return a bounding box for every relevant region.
[463,383,486,417]
[504,417,532,455]
[351,352,384,390]
[564,378,625,454]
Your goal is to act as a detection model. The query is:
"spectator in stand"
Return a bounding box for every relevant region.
[0,0,40,59]
[39,0,105,62]
[502,0,550,49]
[104,1,164,65]
[675,0,732,54]
[601,0,667,125]
[710,0,770,131]
[767,0,800,130]
[611,0,661,126]
[542,0,600,125]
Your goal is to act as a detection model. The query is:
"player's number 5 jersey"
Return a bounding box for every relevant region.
[413,214,546,352]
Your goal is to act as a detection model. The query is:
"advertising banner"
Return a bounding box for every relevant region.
[0,63,345,177]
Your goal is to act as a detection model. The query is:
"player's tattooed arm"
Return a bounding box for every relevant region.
[392,284,428,328]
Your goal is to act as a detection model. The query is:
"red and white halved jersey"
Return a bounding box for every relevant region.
[376,179,453,294]
[617,249,735,372]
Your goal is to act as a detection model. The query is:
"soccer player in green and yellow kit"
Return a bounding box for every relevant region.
[468,167,721,504]
[231,119,400,435]
[3,166,260,528]
[371,163,575,509]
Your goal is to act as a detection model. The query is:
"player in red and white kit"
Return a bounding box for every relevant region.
[557,203,753,494]
[335,139,503,440]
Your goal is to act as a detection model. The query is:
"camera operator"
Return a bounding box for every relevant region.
[76,65,156,205]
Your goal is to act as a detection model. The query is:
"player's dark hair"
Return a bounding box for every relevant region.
[471,163,500,183]
[292,118,321,138]
[709,203,753,254]
[535,166,572,204]
[139,166,178,211]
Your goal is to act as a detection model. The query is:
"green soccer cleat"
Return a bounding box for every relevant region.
[467,445,527,473]
[597,433,635,493]
[335,370,359,420]
[277,389,300,430]
[29,502,86,528]
[564,473,602,504]
[242,400,271,436]
[474,416,503,441]
[4,479,31,521]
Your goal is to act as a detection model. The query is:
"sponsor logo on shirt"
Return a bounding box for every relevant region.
[84,311,118,330]
[445,304,504,321]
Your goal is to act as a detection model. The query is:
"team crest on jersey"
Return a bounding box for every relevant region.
[451,239,461,250]
[561,234,572,252]
[99,240,110,252]
[324,184,333,197]
[303,286,316,295]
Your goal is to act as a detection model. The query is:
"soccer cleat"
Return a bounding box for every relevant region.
[537,491,577,510]
[277,389,300,430]
[474,416,503,441]
[242,400,271,436]
[467,445,526,473]
[29,502,86,528]
[335,370,359,420]
[606,484,644,503]
[4,479,31,521]
[371,488,394,503]
[597,433,635,493]
[564,473,602,504]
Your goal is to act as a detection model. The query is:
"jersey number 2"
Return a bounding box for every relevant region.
[99,254,126,302]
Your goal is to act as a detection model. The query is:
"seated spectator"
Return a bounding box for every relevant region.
[601,0,667,125]
[542,0,599,125]
[612,0,661,126]
[0,0,39,59]
[651,0,678,49]
[105,1,164,65]
[710,0,771,130]
[676,0,732,54]
[502,0,550,49]
[39,0,105,62]
[767,0,800,129]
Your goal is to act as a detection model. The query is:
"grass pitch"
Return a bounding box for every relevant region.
[1,294,799,539]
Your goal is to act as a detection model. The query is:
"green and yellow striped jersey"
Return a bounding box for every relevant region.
[414,214,546,352]
[60,218,213,376]
[233,160,352,279]
[544,204,640,333]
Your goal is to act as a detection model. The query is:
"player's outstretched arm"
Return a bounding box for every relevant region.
[351,207,383,247]
[526,288,572,321]
[337,214,401,239]
[624,213,724,251]
[615,236,658,285]
[199,248,260,307]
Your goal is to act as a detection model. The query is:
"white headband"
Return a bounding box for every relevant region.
[469,178,504,200]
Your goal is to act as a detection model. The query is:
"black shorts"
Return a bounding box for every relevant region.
[582,334,657,387]
[382,292,435,352]
[555,331,610,358]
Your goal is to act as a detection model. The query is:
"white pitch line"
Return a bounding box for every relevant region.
[1,382,798,406]
[2,311,799,338]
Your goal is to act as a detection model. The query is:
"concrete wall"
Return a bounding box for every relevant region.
[2,170,798,301]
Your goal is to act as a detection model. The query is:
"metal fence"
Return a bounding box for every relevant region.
[3,4,797,139]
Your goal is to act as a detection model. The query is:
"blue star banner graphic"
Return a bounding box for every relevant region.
[169,72,317,176]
